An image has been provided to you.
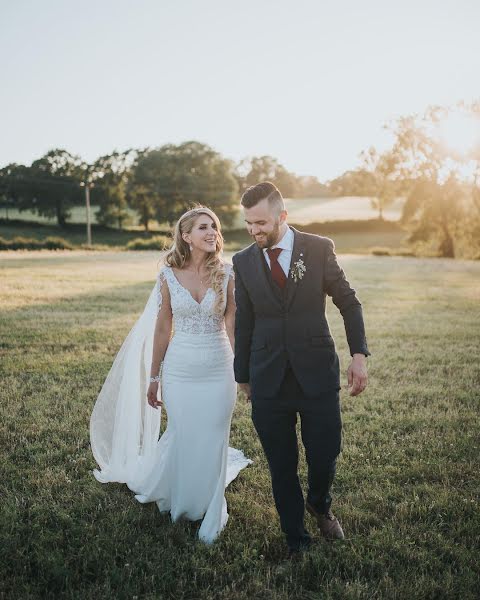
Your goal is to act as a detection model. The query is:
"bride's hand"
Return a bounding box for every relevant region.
[147,382,162,409]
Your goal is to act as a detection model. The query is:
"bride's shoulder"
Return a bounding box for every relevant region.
[157,264,172,284]
[221,262,234,280]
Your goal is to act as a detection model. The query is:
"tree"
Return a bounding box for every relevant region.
[387,105,478,257]
[22,149,84,226]
[127,182,157,232]
[464,101,480,257]
[89,150,136,228]
[359,147,399,220]
[236,156,299,197]
[0,152,84,226]
[469,177,480,256]
[328,168,377,197]
[327,149,399,219]
[128,142,239,231]
[0,163,32,217]
[295,175,333,198]
[401,175,466,257]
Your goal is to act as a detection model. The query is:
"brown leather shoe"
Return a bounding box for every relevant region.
[306,501,345,540]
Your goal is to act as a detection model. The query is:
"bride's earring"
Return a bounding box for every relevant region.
[189,243,193,252]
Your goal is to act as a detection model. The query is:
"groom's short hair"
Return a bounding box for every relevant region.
[241,181,285,216]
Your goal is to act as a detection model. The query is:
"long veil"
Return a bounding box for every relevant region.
[89,278,162,488]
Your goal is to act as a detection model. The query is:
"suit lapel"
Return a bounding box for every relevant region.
[251,244,284,309]
[285,227,307,310]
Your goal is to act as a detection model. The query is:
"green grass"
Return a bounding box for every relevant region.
[0,206,140,226]
[1,251,479,599]
[0,220,161,248]
[0,220,409,254]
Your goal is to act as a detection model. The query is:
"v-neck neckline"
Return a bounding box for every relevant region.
[169,266,212,306]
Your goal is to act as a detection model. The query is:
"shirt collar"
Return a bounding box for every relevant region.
[264,225,294,254]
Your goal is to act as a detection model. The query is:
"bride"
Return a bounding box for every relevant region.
[90,206,251,543]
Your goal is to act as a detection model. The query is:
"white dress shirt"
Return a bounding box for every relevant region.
[263,225,294,278]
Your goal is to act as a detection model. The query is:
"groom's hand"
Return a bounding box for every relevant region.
[347,354,368,396]
[239,383,251,402]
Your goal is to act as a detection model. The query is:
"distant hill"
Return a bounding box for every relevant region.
[231,196,405,228]
[1,195,406,231]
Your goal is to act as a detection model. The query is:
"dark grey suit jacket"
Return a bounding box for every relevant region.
[232,226,370,398]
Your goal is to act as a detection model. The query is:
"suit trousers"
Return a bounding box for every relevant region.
[251,362,342,550]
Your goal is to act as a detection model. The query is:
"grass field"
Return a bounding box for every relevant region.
[1,251,479,599]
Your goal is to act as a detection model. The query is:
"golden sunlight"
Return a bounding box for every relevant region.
[437,110,480,157]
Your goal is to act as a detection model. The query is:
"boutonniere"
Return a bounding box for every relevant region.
[290,254,306,283]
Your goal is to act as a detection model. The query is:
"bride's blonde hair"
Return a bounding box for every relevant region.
[164,206,227,315]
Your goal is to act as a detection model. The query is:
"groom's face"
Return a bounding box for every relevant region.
[243,197,287,249]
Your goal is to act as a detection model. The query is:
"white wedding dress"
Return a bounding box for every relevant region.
[90,263,251,543]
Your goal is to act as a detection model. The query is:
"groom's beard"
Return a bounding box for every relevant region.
[253,219,281,249]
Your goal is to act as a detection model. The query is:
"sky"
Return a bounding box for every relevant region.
[1,0,479,181]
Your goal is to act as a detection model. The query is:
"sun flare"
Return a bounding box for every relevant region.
[436,111,480,157]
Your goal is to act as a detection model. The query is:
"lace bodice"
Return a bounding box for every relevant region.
[157,264,234,335]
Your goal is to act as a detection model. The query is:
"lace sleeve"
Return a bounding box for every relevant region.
[156,269,167,314]
[225,263,234,283]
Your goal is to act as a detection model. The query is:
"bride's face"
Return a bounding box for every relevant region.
[185,215,218,253]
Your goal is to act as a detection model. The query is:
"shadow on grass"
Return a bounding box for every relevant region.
[1,257,479,599]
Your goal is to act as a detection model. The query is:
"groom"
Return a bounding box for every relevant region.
[232,181,370,557]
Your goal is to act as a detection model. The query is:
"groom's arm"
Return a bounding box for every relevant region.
[232,255,254,384]
[323,238,370,358]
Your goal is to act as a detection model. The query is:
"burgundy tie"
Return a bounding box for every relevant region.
[267,248,287,289]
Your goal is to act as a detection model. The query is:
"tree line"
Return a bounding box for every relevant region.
[1,101,480,257]
[0,142,329,232]
[330,101,480,258]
